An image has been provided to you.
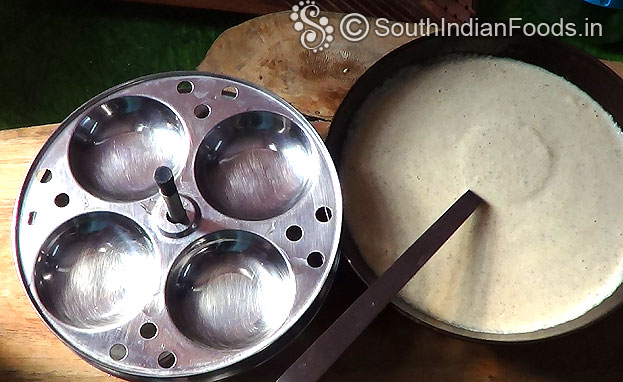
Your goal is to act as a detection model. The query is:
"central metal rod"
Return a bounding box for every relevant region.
[154,166,189,225]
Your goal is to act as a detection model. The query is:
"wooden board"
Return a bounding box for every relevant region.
[199,12,414,124]
[3,12,623,382]
[200,12,623,133]
[0,124,111,382]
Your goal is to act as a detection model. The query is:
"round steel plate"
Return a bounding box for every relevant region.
[13,72,342,379]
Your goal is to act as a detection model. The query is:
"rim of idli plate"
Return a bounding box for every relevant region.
[12,71,343,379]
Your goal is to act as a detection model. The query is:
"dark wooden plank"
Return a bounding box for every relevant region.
[126,0,475,22]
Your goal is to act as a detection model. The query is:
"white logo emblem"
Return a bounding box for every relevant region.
[290,1,334,53]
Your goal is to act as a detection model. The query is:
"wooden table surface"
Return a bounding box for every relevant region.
[4,12,623,382]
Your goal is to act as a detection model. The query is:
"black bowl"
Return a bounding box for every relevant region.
[326,35,623,342]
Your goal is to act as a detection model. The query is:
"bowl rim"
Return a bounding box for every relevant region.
[326,34,623,343]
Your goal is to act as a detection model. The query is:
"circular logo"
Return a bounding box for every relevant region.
[339,13,370,42]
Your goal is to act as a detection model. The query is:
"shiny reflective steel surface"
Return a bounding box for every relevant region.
[35,212,159,329]
[13,72,342,380]
[69,95,189,202]
[166,230,295,350]
[195,111,314,221]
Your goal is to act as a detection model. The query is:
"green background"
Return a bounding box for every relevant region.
[0,0,622,130]
[0,0,249,130]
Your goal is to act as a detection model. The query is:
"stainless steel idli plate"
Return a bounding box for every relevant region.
[12,72,342,379]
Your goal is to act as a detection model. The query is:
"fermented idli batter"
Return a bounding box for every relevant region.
[343,56,623,334]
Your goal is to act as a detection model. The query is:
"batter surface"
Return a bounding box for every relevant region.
[343,56,623,334]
